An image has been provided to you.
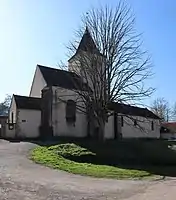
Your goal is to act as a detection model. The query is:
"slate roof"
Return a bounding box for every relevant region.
[77,27,100,54]
[14,95,41,110]
[109,102,160,119]
[38,65,89,91]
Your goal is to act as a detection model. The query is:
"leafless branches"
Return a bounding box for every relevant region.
[150,98,176,122]
[60,1,155,139]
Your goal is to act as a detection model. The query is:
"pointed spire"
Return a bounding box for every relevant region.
[68,27,102,62]
[76,27,99,54]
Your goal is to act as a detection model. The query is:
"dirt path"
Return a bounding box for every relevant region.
[0,139,175,199]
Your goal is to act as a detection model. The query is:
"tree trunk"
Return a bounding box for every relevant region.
[97,117,105,141]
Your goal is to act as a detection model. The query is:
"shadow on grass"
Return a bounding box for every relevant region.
[0,137,61,146]
[52,138,176,177]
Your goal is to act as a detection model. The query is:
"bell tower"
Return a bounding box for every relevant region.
[68,27,105,91]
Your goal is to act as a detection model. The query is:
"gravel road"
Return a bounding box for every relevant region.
[0,139,175,200]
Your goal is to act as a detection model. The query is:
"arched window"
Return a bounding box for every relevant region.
[11,112,14,123]
[66,100,76,123]
[121,116,124,127]
[134,120,137,126]
[151,121,154,131]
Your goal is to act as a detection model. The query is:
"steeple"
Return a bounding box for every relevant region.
[68,27,105,90]
[68,27,101,62]
[76,27,100,54]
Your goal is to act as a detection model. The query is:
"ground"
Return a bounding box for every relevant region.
[1,139,176,199]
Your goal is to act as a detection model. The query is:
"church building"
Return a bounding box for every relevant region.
[5,28,161,139]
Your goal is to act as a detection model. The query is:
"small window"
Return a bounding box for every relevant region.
[11,112,14,123]
[134,120,137,126]
[121,116,124,127]
[66,100,76,123]
[22,120,26,122]
[151,121,154,131]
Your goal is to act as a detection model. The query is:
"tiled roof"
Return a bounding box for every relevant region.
[14,95,41,110]
[109,102,160,119]
[162,122,176,127]
[38,65,89,91]
[162,122,176,133]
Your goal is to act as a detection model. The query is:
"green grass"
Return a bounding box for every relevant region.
[31,143,152,179]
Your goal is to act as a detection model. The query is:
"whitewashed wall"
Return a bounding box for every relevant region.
[5,124,16,138]
[121,115,160,138]
[68,58,81,74]
[68,53,105,94]
[105,114,160,139]
[16,109,41,138]
[29,66,46,97]
[52,87,87,137]
[9,96,17,123]
[105,115,114,139]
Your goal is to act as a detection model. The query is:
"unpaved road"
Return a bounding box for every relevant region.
[0,139,176,200]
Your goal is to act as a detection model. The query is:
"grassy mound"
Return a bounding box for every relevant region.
[31,142,152,179]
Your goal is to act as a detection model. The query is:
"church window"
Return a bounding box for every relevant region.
[134,120,137,126]
[121,116,124,127]
[11,112,14,123]
[151,121,154,131]
[66,100,76,123]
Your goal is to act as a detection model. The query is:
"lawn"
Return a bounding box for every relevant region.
[31,139,176,179]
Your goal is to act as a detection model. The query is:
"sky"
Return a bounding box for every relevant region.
[0,0,175,106]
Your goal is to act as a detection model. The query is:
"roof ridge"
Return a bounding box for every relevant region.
[37,64,77,75]
[37,64,60,69]
[117,103,146,110]
[109,102,160,119]
[37,64,89,91]
[13,94,41,99]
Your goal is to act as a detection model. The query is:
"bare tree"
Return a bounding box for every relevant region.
[60,1,154,140]
[0,94,11,115]
[170,102,176,121]
[150,98,170,122]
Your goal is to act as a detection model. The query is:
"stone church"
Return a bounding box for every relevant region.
[4,28,160,139]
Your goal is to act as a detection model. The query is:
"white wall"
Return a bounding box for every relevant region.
[29,66,46,97]
[68,58,81,74]
[5,124,16,138]
[9,96,17,123]
[68,53,105,96]
[17,109,41,138]
[121,115,160,138]
[51,85,160,139]
[52,87,87,137]
[105,115,114,139]
[105,114,160,139]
